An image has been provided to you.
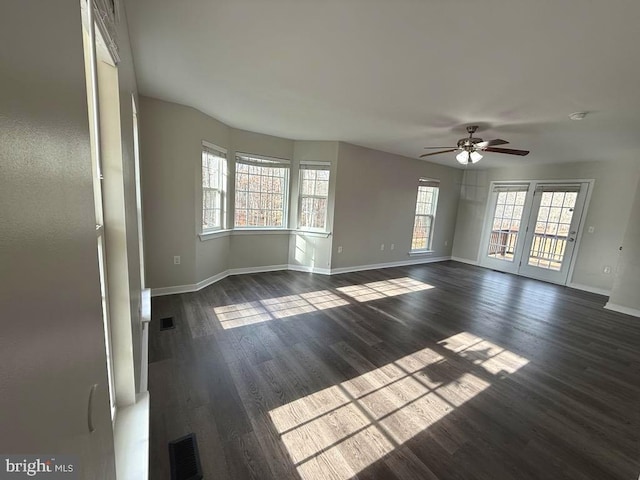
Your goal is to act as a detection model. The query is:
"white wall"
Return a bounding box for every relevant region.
[608,177,640,314]
[452,159,640,292]
[141,98,465,291]
[1,0,108,475]
[332,142,463,270]
[140,97,296,288]
[1,1,144,474]
[140,97,230,287]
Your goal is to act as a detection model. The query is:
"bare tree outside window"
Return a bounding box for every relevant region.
[411,179,440,251]
[299,165,330,230]
[235,154,289,228]
[202,145,226,230]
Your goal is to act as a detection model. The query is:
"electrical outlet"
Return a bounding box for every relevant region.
[337,246,343,254]
[380,244,385,251]
[603,265,611,274]
[390,243,395,250]
[588,226,595,233]
[445,240,448,246]
[174,256,181,265]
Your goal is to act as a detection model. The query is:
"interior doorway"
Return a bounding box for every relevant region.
[479,180,592,285]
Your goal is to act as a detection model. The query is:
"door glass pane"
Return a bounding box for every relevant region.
[527,191,577,271]
[487,191,527,262]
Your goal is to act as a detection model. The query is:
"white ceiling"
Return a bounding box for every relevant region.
[124,0,640,168]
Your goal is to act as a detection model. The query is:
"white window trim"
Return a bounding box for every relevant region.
[293,230,332,238]
[410,179,440,253]
[201,142,227,233]
[298,162,331,233]
[234,152,291,229]
[408,249,435,256]
[198,228,332,242]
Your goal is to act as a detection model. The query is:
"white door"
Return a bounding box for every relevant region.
[480,181,590,285]
[480,183,533,274]
[518,183,589,284]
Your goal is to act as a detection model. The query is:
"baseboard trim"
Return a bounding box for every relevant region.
[604,302,640,318]
[330,256,451,275]
[151,257,451,297]
[288,264,331,275]
[150,283,199,297]
[450,256,479,266]
[230,264,289,276]
[567,283,611,297]
[152,264,289,297]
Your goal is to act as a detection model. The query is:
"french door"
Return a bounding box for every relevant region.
[480,181,591,285]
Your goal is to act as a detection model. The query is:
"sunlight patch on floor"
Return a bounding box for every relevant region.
[213,277,433,329]
[213,290,349,329]
[337,277,434,302]
[268,332,529,480]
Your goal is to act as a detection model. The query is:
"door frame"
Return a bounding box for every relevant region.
[478,179,595,285]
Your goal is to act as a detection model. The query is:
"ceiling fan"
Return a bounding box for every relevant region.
[420,125,529,164]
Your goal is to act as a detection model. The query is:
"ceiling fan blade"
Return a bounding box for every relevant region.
[484,147,530,156]
[476,139,509,148]
[419,149,457,158]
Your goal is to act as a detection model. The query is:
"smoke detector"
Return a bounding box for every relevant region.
[569,112,588,121]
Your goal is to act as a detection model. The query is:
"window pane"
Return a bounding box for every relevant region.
[202,150,225,230]
[235,162,289,227]
[299,167,330,230]
[411,185,439,251]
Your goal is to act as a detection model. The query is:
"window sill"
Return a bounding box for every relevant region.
[408,250,435,256]
[199,228,297,241]
[292,230,332,238]
[114,392,149,480]
[199,229,232,241]
[232,228,293,236]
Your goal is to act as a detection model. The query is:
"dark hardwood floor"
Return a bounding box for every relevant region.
[148,261,640,480]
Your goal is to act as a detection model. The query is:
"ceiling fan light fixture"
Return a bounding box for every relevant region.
[456,151,469,164]
[470,151,483,163]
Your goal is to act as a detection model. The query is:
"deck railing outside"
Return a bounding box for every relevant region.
[488,229,567,264]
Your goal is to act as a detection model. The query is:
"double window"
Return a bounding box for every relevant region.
[202,143,227,231]
[298,163,330,231]
[411,179,440,251]
[234,154,290,228]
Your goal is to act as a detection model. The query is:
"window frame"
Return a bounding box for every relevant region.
[298,162,331,232]
[234,152,291,229]
[410,179,440,252]
[201,142,227,233]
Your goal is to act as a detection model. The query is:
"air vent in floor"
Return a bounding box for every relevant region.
[160,317,175,330]
[168,433,203,480]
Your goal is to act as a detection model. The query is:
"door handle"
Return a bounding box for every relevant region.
[568,238,575,242]
[88,383,98,433]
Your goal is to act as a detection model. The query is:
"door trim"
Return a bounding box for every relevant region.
[478,178,595,285]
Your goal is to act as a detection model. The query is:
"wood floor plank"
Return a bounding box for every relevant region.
[149,261,640,480]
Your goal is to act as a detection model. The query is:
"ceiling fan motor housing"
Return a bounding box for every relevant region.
[458,125,482,150]
[457,137,483,150]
